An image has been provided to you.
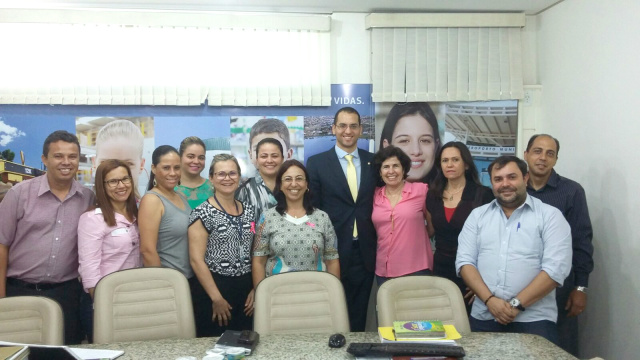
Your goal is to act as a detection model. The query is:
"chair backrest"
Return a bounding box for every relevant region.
[253,271,350,335]
[93,267,196,344]
[377,276,471,335]
[0,296,64,345]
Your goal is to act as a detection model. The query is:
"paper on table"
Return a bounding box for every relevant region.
[68,348,124,360]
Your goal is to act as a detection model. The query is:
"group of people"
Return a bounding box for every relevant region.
[0,105,592,357]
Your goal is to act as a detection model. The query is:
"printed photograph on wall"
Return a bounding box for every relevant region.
[375,100,518,186]
[155,115,231,178]
[303,84,375,163]
[1,114,74,187]
[76,117,154,196]
[230,116,304,180]
[442,101,518,186]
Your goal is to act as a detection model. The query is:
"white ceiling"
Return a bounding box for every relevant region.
[0,0,563,15]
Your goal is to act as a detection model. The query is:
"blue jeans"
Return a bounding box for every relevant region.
[470,316,559,345]
[376,269,432,286]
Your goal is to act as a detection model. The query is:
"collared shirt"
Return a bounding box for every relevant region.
[0,175,95,283]
[456,195,572,323]
[527,169,594,287]
[372,182,433,277]
[235,174,277,224]
[77,208,141,292]
[334,146,361,189]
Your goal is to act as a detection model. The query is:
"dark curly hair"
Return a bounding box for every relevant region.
[373,145,411,187]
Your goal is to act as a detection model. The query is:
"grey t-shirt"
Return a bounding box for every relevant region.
[147,190,194,279]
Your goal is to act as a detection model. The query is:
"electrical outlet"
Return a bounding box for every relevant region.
[522,90,532,105]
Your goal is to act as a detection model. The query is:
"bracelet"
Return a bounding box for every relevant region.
[484,294,495,305]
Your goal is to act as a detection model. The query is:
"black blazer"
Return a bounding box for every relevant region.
[426,181,494,256]
[307,148,377,275]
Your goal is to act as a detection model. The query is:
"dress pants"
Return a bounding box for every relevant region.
[470,317,559,345]
[6,277,83,345]
[556,272,579,356]
[190,272,253,337]
[342,240,374,332]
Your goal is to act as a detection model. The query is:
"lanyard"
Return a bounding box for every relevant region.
[213,194,244,241]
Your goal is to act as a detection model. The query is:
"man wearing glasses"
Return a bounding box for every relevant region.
[0,130,95,344]
[307,107,377,331]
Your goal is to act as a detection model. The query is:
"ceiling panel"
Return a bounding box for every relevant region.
[0,0,563,15]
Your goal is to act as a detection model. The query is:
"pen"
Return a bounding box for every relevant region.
[517,222,521,232]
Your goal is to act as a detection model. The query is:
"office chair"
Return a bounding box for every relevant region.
[377,276,471,335]
[253,271,350,335]
[0,296,64,345]
[93,267,196,344]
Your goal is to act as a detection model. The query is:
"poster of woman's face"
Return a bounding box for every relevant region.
[375,102,445,184]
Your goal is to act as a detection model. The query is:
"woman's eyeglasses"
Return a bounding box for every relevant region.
[104,176,132,188]
[214,171,239,180]
[282,176,306,184]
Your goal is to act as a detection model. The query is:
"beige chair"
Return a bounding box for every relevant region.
[377,276,471,335]
[93,267,196,344]
[253,271,350,335]
[0,296,64,345]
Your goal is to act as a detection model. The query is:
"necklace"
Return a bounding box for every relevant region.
[385,182,404,198]
[286,208,306,219]
[443,186,464,201]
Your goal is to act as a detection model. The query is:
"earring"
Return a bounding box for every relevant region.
[153,178,157,186]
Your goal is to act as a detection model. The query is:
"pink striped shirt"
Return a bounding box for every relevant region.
[372,182,433,277]
[77,208,141,291]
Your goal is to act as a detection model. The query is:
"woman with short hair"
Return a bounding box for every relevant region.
[189,154,255,336]
[372,145,434,285]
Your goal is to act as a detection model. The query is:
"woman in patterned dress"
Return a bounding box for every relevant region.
[252,160,340,287]
[188,154,255,336]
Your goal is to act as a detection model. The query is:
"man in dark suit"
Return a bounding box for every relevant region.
[307,107,377,331]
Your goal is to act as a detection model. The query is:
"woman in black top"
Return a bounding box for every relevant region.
[426,142,493,312]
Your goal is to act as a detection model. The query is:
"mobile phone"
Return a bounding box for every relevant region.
[238,330,259,345]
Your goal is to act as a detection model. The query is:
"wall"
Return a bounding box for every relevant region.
[536,0,640,358]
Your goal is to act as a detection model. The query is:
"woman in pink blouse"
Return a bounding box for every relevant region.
[372,146,434,285]
[78,159,141,341]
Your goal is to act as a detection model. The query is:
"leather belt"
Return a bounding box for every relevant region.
[6,277,76,291]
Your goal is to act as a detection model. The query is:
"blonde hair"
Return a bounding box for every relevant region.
[96,119,144,158]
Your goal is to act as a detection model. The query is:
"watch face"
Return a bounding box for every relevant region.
[510,298,520,307]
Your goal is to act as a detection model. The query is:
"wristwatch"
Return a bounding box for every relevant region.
[509,297,526,311]
[576,286,588,293]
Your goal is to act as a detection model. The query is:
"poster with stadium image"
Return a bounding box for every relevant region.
[374,100,518,186]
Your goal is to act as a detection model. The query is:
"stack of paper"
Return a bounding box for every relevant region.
[378,324,461,346]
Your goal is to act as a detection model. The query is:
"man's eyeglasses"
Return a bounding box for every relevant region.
[282,176,306,184]
[104,176,132,188]
[335,123,360,130]
[214,171,239,180]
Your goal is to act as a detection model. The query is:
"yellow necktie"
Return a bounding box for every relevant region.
[345,154,358,238]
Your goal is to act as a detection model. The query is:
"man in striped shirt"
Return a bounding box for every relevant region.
[524,134,594,357]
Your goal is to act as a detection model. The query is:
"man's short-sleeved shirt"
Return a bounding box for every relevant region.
[0,175,95,283]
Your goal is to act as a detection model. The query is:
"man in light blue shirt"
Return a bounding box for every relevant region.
[456,155,572,344]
